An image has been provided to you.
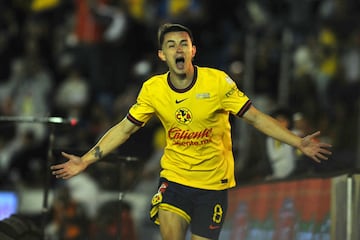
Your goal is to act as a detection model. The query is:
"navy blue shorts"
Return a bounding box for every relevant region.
[150,178,228,239]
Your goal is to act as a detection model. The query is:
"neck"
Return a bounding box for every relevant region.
[169,66,195,90]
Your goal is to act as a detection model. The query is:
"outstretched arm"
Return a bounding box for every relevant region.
[51,117,140,179]
[242,106,332,162]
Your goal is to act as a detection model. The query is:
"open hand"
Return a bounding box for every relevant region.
[299,131,332,163]
[50,152,88,179]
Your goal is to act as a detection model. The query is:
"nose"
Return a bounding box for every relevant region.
[176,45,184,52]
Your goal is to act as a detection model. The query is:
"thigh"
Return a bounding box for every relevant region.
[150,178,193,225]
[191,189,228,240]
[150,178,193,239]
[158,208,188,240]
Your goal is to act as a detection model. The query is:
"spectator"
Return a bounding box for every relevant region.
[54,67,90,119]
[265,107,299,179]
[45,185,89,240]
[0,56,54,186]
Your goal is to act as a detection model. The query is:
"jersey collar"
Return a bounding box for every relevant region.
[167,66,198,93]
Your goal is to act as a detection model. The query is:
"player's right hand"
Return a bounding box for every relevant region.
[50,152,88,179]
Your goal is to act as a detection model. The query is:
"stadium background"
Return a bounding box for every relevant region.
[0,0,359,239]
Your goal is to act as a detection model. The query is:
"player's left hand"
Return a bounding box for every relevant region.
[299,131,332,163]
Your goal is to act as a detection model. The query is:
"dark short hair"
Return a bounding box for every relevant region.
[157,23,194,49]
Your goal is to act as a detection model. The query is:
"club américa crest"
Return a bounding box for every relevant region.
[175,108,192,125]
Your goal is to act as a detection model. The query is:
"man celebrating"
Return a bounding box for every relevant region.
[51,23,331,240]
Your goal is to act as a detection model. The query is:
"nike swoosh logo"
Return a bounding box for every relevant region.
[175,98,188,104]
[209,225,220,230]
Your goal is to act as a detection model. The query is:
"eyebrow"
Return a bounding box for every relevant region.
[165,39,189,46]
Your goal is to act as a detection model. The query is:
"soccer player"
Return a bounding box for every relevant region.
[51,23,332,240]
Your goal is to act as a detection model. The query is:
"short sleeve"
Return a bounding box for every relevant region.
[127,82,155,126]
[219,74,251,117]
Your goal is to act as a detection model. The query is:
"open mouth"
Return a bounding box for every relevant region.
[175,57,185,69]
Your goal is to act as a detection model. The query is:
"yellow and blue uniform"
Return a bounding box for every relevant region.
[127,66,251,190]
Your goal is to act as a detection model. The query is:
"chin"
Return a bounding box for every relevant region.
[172,68,185,75]
[176,71,187,77]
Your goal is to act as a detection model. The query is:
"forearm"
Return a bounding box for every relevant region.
[245,107,301,148]
[256,113,301,147]
[81,118,137,165]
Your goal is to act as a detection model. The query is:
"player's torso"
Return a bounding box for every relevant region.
[140,66,241,189]
[152,67,230,149]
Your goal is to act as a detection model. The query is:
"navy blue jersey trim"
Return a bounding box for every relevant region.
[237,100,252,117]
[127,113,144,126]
[167,66,197,93]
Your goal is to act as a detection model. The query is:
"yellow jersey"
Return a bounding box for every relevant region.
[128,66,251,190]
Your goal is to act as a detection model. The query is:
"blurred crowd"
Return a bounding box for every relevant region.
[0,0,359,239]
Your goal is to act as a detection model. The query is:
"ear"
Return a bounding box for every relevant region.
[192,45,196,58]
[158,50,166,61]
